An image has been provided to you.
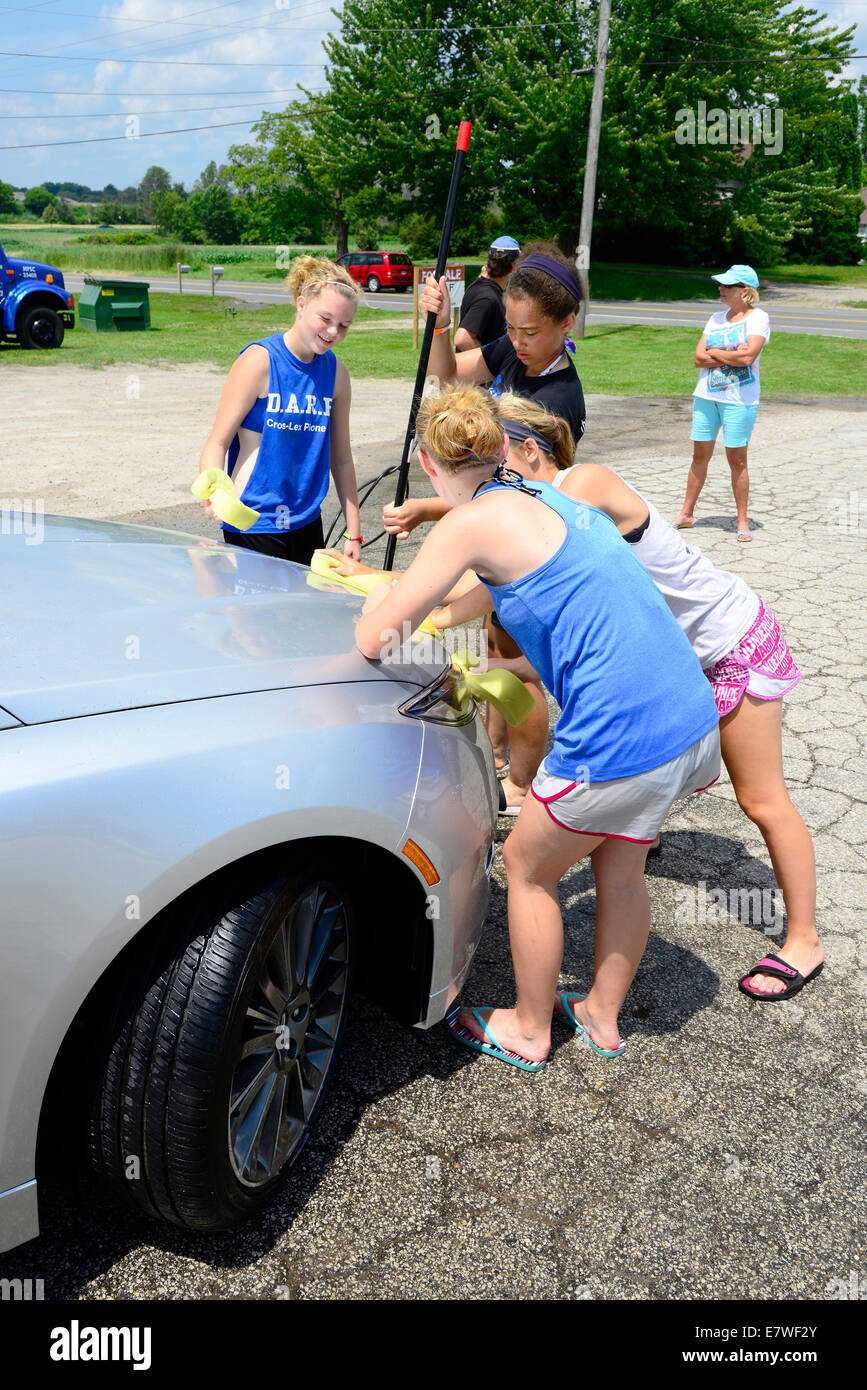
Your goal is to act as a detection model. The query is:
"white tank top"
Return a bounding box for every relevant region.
[552,466,759,668]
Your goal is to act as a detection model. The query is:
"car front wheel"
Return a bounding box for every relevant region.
[366,275,380,292]
[18,303,64,349]
[89,860,352,1231]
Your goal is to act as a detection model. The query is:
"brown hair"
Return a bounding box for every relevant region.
[415,384,504,474]
[285,254,358,305]
[495,392,575,471]
[507,240,580,320]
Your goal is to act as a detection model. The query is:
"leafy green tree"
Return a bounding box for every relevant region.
[0,180,15,215]
[151,190,202,242]
[24,186,58,216]
[41,203,59,223]
[137,166,172,222]
[189,184,239,242]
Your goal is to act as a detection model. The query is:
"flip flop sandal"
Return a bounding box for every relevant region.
[446,1006,547,1072]
[495,761,510,780]
[738,954,824,1002]
[675,519,695,529]
[555,992,626,1058]
[737,531,753,542]
[497,782,523,816]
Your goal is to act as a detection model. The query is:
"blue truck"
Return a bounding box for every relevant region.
[0,241,75,348]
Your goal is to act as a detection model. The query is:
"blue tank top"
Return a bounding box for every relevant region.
[224,333,338,533]
[476,477,719,780]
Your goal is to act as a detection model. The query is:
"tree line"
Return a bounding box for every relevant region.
[4,1,866,263]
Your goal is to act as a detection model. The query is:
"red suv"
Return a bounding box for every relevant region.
[336,252,413,292]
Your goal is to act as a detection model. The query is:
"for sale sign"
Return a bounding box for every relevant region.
[417,264,465,307]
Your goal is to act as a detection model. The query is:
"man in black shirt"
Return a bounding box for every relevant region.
[454,235,520,352]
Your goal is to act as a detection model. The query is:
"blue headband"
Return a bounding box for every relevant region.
[502,418,555,453]
[517,254,583,305]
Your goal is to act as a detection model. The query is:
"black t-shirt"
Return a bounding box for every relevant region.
[481,334,586,444]
[458,275,505,346]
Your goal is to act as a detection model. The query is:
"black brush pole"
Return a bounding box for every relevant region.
[383,120,472,571]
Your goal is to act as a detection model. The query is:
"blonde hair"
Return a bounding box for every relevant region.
[495,392,575,471]
[415,384,504,474]
[285,254,358,306]
[741,285,760,307]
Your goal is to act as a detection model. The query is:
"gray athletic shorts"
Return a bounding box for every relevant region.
[531,728,721,844]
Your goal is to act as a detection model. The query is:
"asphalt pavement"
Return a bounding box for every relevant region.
[1,390,863,1301]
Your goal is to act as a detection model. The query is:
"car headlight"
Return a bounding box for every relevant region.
[398,665,477,725]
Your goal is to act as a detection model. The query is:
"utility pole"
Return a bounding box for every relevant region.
[575,0,611,339]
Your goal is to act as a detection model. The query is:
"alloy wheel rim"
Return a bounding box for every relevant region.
[228,883,349,1187]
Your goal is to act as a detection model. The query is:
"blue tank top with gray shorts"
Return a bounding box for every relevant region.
[475,477,719,781]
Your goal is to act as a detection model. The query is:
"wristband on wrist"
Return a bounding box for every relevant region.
[433,324,450,336]
[343,531,363,542]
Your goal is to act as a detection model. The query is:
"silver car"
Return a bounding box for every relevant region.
[0,517,496,1252]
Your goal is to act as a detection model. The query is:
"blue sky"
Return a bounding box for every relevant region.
[0,1,865,195]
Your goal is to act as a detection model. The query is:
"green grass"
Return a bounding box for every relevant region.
[5,293,865,397]
[757,262,867,287]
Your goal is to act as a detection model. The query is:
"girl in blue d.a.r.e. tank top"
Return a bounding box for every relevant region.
[197,255,363,567]
[351,383,720,1073]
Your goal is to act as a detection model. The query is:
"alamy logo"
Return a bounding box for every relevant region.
[675,880,783,930]
[1,1277,44,1299]
[675,101,783,156]
[50,1320,152,1370]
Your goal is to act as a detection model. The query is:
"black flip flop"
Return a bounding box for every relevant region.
[738,953,824,1002]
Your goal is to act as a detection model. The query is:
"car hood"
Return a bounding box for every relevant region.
[0,516,449,724]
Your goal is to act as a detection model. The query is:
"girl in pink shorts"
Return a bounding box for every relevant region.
[438,394,822,1005]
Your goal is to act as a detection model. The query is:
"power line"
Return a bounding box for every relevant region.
[1,117,271,150]
[0,50,324,66]
[0,98,293,119]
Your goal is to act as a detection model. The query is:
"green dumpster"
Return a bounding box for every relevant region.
[78,276,150,332]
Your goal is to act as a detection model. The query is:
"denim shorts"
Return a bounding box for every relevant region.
[691,397,759,448]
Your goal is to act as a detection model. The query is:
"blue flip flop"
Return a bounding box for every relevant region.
[556,992,626,1058]
[446,1006,547,1072]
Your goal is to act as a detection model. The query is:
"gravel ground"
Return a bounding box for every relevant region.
[0,365,864,1301]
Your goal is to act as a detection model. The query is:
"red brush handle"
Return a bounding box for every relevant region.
[456,121,472,152]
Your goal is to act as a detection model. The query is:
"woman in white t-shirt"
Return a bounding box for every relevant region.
[673,265,770,543]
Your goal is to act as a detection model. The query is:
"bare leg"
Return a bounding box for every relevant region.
[674,439,715,527]
[485,615,549,807]
[720,695,822,995]
[725,445,750,534]
[458,796,651,1057]
[485,702,510,771]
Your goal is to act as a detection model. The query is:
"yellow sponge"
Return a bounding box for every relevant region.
[192,469,260,531]
[305,556,533,723]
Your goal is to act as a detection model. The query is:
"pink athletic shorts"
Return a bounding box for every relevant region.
[703,601,801,718]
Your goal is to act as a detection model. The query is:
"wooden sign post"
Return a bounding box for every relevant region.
[412,264,465,349]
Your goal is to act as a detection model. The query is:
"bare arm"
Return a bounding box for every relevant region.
[705,333,765,367]
[419,275,493,384]
[454,325,481,352]
[327,360,362,559]
[382,494,451,538]
[355,507,481,659]
[558,462,648,534]
[199,345,269,473]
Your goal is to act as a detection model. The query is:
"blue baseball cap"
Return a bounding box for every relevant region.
[712,264,759,288]
[490,236,520,251]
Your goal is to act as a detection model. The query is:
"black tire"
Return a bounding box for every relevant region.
[366,275,381,292]
[89,860,352,1231]
[18,303,64,349]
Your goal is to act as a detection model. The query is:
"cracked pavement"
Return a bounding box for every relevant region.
[0,375,864,1300]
